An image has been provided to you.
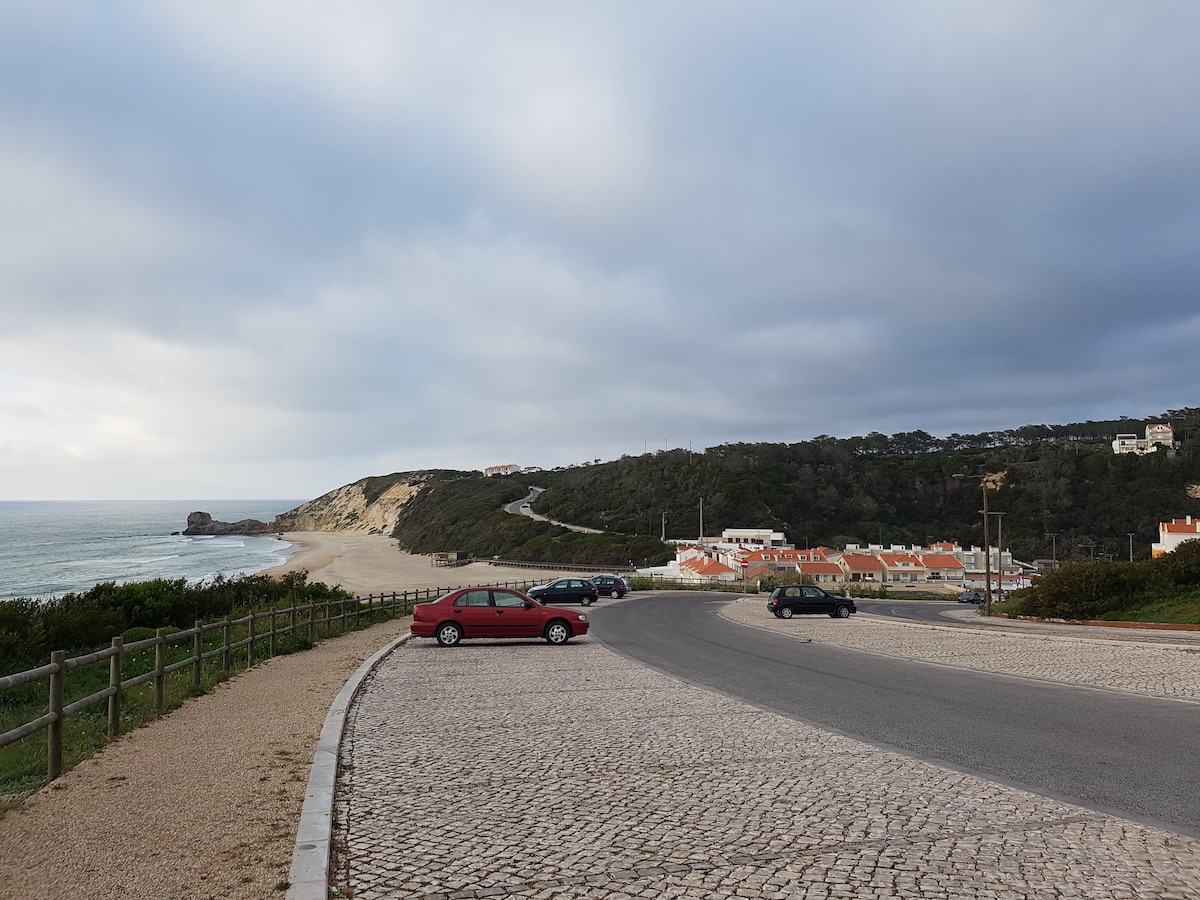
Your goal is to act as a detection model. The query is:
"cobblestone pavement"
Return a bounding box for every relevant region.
[722,600,1200,703]
[332,610,1200,899]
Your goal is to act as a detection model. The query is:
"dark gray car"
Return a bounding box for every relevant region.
[766,585,856,618]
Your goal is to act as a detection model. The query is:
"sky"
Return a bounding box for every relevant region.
[2,2,1198,501]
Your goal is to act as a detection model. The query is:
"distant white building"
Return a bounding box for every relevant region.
[1113,423,1175,455]
[484,464,521,477]
[719,528,791,549]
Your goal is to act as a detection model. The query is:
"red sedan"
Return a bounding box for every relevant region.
[410,586,590,647]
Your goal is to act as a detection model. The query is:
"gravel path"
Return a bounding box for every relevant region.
[0,616,411,900]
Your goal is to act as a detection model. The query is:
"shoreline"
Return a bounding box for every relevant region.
[262,531,580,596]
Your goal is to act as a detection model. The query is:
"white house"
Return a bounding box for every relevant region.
[483,464,521,477]
[1152,516,1200,557]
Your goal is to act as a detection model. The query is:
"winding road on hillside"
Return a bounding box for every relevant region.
[504,487,604,534]
[586,592,1200,839]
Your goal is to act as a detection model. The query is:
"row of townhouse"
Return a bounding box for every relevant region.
[665,515,1200,587]
[664,529,1026,589]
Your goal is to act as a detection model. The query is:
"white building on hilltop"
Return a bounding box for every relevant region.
[1113,423,1175,455]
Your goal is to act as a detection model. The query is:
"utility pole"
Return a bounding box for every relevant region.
[698,497,704,545]
[1045,532,1058,564]
[992,512,1005,601]
[1127,532,1135,562]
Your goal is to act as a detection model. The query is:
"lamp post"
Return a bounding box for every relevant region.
[1127,532,1135,563]
[989,511,1005,601]
[954,473,994,616]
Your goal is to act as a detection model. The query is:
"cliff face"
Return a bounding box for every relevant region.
[272,476,424,535]
[181,472,438,537]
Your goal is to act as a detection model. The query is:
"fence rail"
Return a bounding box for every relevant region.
[1,579,542,784]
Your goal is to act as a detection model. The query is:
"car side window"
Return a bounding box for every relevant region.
[802,587,822,598]
[492,590,525,608]
[785,587,802,598]
[454,590,492,607]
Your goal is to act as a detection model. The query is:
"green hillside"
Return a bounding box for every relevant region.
[390,409,1200,566]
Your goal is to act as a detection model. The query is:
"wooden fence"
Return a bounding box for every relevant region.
[0,581,537,784]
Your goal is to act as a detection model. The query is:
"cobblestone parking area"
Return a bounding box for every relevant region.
[721,600,1200,703]
[332,632,1200,899]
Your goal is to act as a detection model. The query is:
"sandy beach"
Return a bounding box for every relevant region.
[264,531,584,596]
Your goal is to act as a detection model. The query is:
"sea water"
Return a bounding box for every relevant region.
[0,500,307,602]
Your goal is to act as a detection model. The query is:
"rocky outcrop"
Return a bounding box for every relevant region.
[182,511,275,536]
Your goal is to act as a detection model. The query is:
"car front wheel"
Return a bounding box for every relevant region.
[544,621,571,645]
[833,605,851,618]
[436,622,463,647]
[779,606,794,619]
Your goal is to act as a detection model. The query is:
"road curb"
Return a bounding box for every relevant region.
[286,633,412,900]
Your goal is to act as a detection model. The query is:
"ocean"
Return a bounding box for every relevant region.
[0,500,307,602]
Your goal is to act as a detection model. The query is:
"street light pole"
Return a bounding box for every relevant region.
[981,483,992,615]
[1127,532,1135,563]
[992,512,1005,602]
[954,472,993,616]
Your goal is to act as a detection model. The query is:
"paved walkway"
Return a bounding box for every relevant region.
[319,601,1200,899]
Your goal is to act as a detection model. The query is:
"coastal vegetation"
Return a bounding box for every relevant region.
[0,573,402,803]
[389,408,1200,566]
[1003,539,1200,623]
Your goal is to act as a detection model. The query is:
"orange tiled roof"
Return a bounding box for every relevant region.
[919,553,966,569]
[681,556,737,577]
[839,555,884,571]
[1161,518,1200,534]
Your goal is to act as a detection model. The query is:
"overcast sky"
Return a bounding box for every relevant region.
[2,2,1198,500]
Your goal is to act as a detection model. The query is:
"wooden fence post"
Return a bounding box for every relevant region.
[108,636,123,739]
[247,612,256,667]
[48,650,65,781]
[222,616,232,675]
[269,607,277,658]
[192,621,203,689]
[154,628,166,712]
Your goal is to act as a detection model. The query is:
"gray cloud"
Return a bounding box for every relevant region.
[1,1,1197,498]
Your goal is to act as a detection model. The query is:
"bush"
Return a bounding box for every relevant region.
[0,573,352,675]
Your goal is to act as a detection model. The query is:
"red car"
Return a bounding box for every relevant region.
[410,586,590,647]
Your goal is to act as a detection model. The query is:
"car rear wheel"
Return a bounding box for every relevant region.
[581,596,593,606]
[544,621,571,645]
[435,622,463,647]
[833,605,851,618]
[779,606,794,619]
[610,590,621,599]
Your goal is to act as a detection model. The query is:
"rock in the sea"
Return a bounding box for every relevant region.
[182,511,274,536]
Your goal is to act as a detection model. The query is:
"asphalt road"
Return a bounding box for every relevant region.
[587,592,1200,838]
